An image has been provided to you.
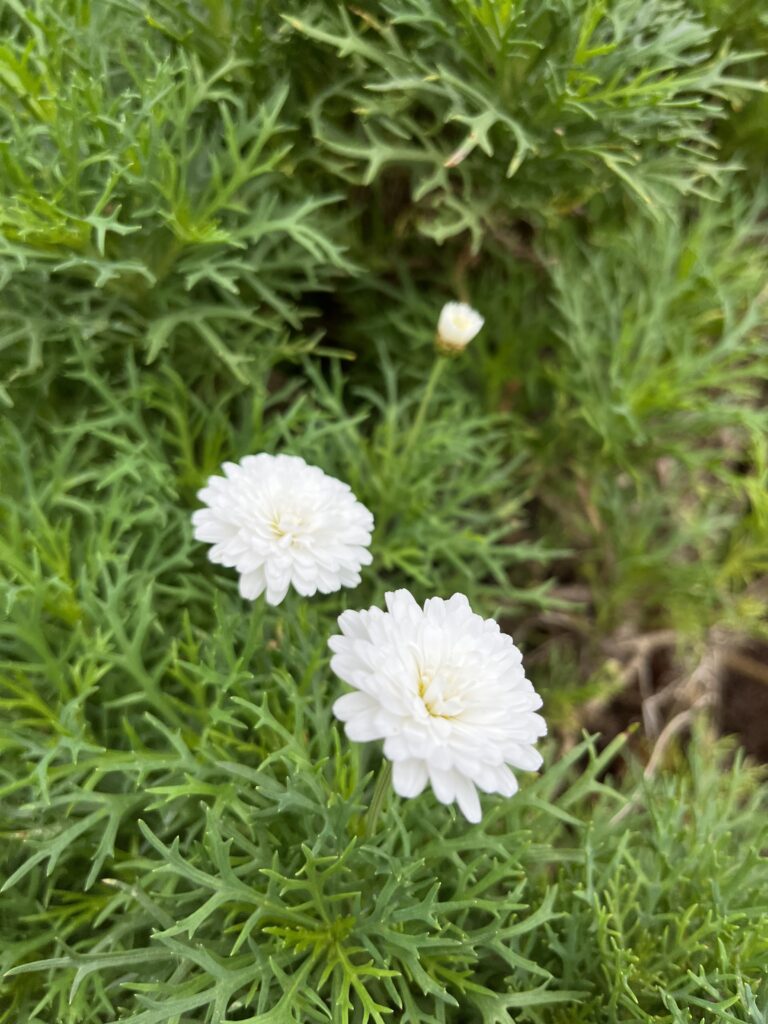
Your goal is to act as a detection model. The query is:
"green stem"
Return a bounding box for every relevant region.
[365,759,392,839]
[402,356,447,461]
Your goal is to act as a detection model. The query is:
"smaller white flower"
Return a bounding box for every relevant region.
[330,590,546,823]
[192,454,373,606]
[436,302,484,353]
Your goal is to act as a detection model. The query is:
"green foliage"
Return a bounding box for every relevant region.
[3,576,766,1023]
[0,0,351,399]
[507,197,768,632]
[1,0,767,1020]
[285,0,756,241]
[1,0,764,397]
[530,733,768,1023]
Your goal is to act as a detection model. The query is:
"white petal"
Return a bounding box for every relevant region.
[329,652,374,688]
[291,574,319,596]
[488,765,519,797]
[333,691,378,721]
[529,711,547,735]
[383,734,412,761]
[429,768,457,806]
[504,743,543,772]
[239,570,266,600]
[392,759,428,798]
[384,590,420,622]
[453,775,482,824]
[265,579,290,606]
[337,610,370,643]
[344,716,386,742]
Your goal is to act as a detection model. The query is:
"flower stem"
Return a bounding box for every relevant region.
[365,759,392,839]
[402,356,447,461]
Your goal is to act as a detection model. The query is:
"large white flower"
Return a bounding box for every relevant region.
[436,301,484,353]
[331,590,546,823]
[192,454,374,605]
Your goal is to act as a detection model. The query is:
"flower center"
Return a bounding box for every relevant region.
[417,667,463,719]
[270,510,305,542]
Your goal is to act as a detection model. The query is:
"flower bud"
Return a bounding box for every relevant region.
[436,302,484,354]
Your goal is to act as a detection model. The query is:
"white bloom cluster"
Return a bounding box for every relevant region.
[192,304,546,824]
[436,301,484,352]
[330,590,546,823]
[192,454,373,605]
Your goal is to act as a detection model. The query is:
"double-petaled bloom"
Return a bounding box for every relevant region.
[192,454,374,605]
[330,590,546,823]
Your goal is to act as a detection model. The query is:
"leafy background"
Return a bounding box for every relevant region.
[1,1,766,1021]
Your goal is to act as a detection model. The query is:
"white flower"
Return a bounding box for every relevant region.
[330,590,546,823]
[192,454,374,605]
[436,301,484,352]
